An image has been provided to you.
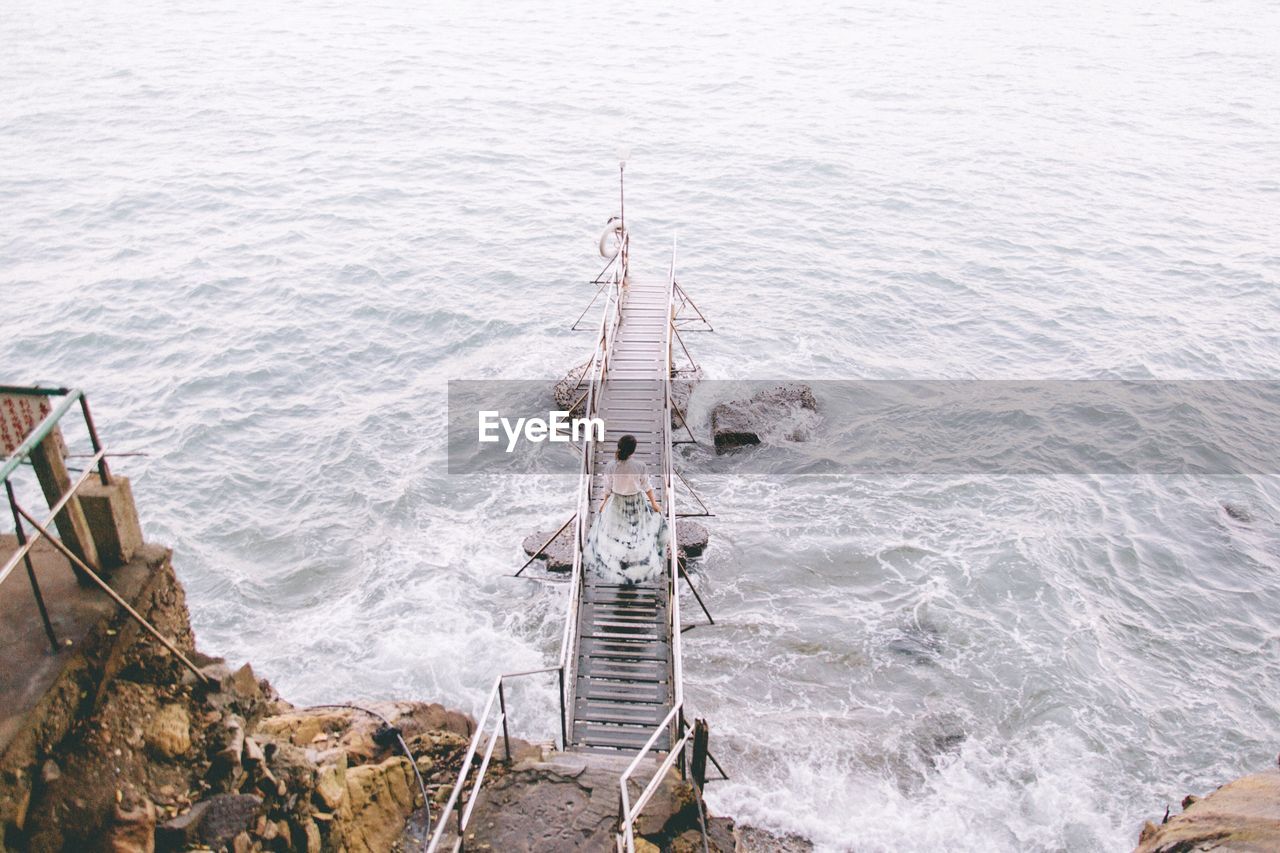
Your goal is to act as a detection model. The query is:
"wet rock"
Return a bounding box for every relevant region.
[145,704,191,758]
[711,383,818,453]
[676,520,710,559]
[106,789,155,853]
[734,824,815,851]
[1222,502,1253,523]
[635,778,698,837]
[257,702,474,753]
[331,755,418,852]
[157,800,211,849]
[887,618,945,665]
[40,760,60,784]
[230,663,263,704]
[300,817,322,853]
[521,526,575,572]
[197,793,263,850]
[211,715,246,788]
[914,712,967,768]
[553,361,592,418]
[671,365,703,421]
[314,754,348,811]
[1134,770,1280,852]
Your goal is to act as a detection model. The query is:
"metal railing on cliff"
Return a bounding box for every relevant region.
[0,384,212,684]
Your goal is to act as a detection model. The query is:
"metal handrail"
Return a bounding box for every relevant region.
[1,384,212,684]
[617,237,683,852]
[0,385,110,486]
[559,232,626,723]
[426,666,560,852]
[425,227,630,852]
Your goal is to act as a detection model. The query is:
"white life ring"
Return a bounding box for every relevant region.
[598,218,625,259]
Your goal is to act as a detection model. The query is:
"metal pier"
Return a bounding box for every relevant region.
[570,272,677,754]
[427,207,712,852]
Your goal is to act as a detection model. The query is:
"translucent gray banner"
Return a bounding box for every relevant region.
[447,380,1280,476]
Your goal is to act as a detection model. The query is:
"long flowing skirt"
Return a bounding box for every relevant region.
[584,491,670,585]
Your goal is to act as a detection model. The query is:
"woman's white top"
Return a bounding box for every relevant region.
[604,458,651,496]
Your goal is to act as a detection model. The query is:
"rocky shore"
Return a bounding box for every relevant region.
[1,547,478,853]
[1135,769,1280,852]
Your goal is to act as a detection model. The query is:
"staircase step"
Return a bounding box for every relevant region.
[575,698,669,727]
[572,723,671,751]
[578,677,668,704]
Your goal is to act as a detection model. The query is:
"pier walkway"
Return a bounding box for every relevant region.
[571,270,676,754]
[428,225,701,852]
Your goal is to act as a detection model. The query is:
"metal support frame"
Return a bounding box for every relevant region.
[2,385,208,683]
[6,479,58,650]
[677,558,714,628]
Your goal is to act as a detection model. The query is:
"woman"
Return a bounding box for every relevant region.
[584,434,669,585]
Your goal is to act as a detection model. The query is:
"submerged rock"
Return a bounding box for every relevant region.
[671,365,704,422]
[886,618,946,665]
[733,825,815,851]
[1135,770,1280,851]
[711,383,818,453]
[1221,501,1253,523]
[553,361,592,418]
[676,520,710,559]
[521,526,575,572]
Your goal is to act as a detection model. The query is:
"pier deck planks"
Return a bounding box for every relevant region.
[569,273,675,754]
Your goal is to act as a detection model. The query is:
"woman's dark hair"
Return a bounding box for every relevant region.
[616,434,637,461]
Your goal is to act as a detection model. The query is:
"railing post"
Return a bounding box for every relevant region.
[498,680,511,762]
[77,395,111,485]
[455,787,465,852]
[6,481,58,651]
[690,719,709,790]
[558,666,568,749]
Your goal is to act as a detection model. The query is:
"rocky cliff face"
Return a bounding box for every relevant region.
[0,549,473,853]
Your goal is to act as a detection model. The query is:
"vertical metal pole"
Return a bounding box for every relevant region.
[498,681,512,762]
[77,395,111,485]
[558,667,568,749]
[455,789,465,853]
[690,719,709,789]
[619,162,625,235]
[7,481,58,651]
[679,709,688,779]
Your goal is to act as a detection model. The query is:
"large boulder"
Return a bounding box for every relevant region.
[553,361,592,418]
[521,526,575,572]
[711,383,818,453]
[676,520,710,559]
[1135,770,1280,852]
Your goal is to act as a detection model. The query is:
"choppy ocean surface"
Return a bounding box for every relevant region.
[3,1,1280,850]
